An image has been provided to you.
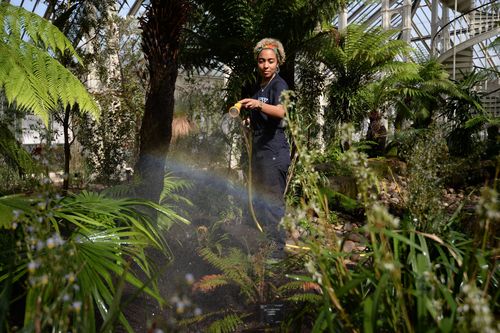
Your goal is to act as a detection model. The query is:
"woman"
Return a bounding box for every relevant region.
[238,38,290,255]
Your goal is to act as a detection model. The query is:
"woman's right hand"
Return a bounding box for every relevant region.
[239,98,260,110]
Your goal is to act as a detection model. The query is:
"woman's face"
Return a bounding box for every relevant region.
[257,49,278,80]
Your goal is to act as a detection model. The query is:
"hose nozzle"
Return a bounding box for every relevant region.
[228,102,242,118]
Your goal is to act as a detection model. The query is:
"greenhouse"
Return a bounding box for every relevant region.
[0,0,498,332]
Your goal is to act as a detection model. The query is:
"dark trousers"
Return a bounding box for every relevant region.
[251,146,289,248]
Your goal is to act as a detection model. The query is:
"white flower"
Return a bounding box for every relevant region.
[382,261,395,271]
[46,238,55,249]
[72,301,82,312]
[185,273,194,284]
[12,210,22,219]
[28,261,38,273]
[176,302,185,314]
[65,272,76,283]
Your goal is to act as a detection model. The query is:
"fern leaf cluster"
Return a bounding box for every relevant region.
[198,247,257,302]
[0,2,99,125]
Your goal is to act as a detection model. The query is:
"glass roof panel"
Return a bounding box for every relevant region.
[8,0,498,73]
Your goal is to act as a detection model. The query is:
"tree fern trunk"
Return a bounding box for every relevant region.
[135,0,190,202]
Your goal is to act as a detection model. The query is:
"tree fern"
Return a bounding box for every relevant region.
[0,2,99,125]
[316,24,415,128]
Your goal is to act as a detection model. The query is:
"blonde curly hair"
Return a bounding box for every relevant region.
[253,38,286,65]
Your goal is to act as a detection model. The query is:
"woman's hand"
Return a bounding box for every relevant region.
[239,98,285,118]
[239,98,262,110]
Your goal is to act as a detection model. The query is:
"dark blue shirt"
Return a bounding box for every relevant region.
[251,73,288,131]
[250,73,290,165]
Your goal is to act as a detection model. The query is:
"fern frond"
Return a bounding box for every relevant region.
[0,3,99,125]
[101,183,138,199]
[159,172,193,206]
[0,3,81,62]
[278,280,322,294]
[464,115,489,129]
[207,313,246,333]
[193,274,229,293]
[178,309,226,327]
[199,247,251,275]
[285,293,323,303]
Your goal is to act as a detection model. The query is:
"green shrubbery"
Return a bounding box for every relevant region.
[277,94,499,333]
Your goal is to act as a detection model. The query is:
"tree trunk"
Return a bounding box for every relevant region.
[134,0,189,202]
[281,57,295,91]
[62,105,72,194]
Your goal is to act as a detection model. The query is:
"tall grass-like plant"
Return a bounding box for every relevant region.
[0,185,189,332]
[281,92,499,333]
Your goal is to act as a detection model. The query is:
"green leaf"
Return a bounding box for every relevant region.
[363,297,374,333]
[0,194,32,229]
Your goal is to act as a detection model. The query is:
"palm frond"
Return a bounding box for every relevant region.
[0,191,173,331]
[0,194,32,228]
